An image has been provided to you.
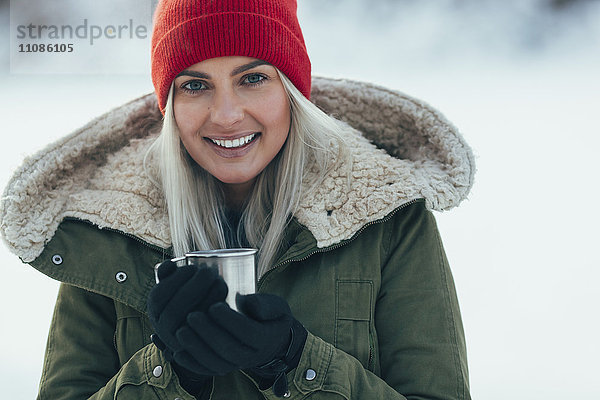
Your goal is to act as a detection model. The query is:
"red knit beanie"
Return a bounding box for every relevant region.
[151,0,311,114]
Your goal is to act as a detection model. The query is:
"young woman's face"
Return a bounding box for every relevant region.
[173,56,291,194]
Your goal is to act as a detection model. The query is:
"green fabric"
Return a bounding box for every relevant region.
[32,200,470,399]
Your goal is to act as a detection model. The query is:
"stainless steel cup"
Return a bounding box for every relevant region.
[155,248,258,312]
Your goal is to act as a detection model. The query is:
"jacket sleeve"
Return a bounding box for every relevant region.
[37,283,201,400]
[375,204,471,399]
[259,203,471,399]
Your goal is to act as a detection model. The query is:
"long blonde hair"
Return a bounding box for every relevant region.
[148,69,351,277]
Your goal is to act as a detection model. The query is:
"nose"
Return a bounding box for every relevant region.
[209,88,244,129]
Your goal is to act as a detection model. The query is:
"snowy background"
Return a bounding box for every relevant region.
[1,0,600,398]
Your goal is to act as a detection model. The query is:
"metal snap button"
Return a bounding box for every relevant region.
[305,368,316,381]
[152,365,163,378]
[51,254,63,265]
[283,390,291,398]
[115,272,127,283]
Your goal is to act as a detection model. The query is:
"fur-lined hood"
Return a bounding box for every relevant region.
[0,77,475,263]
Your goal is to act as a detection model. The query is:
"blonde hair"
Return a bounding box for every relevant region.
[148,69,351,277]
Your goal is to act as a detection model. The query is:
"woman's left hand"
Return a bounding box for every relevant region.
[173,293,307,397]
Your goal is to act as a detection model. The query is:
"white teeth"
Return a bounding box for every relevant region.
[210,133,256,149]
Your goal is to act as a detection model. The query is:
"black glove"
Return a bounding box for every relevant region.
[173,293,308,397]
[147,260,228,396]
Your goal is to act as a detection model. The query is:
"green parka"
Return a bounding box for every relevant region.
[0,77,475,399]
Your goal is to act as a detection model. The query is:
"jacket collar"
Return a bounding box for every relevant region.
[0,77,475,263]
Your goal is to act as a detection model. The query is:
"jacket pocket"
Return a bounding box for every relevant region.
[335,280,376,371]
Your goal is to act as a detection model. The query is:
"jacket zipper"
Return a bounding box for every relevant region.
[258,198,424,287]
[368,330,375,372]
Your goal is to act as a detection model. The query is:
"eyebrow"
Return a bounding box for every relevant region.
[230,59,270,76]
[176,59,270,79]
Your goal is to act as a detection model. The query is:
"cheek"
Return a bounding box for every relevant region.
[173,102,202,137]
[262,93,291,136]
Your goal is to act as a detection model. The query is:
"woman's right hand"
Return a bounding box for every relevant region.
[147,260,229,393]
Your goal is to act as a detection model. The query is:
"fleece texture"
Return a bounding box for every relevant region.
[0,77,475,263]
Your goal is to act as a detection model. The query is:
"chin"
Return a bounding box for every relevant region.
[214,174,257,185]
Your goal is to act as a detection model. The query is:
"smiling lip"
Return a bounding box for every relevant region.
[206,132,257,149]
[204,132,260,158]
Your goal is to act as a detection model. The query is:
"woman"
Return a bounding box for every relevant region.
[0,0,475,399]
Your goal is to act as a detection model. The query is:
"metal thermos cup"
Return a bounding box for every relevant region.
[155,248,258,312]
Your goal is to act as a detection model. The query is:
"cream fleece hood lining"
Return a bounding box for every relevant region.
[0,77,475,263]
